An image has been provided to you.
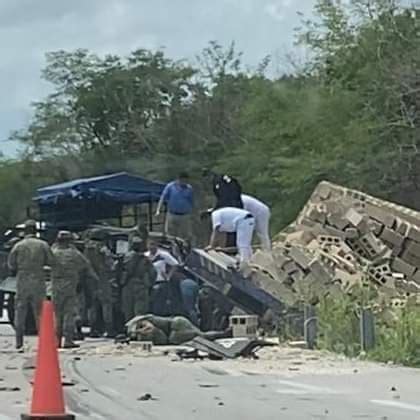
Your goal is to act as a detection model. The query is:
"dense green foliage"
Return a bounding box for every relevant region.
[3,0,420,235]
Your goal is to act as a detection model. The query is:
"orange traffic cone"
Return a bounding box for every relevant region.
[21,300,75,420]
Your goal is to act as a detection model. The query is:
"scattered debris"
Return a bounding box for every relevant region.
[0,386,21,392]
[137,393,158,401]
[179,337,276,361]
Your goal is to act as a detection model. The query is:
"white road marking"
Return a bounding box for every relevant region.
[0,415,13,420]
[371,400,420,412]
[276,379,339,395]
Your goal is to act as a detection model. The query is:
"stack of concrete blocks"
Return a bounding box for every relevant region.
[295,181,420,296]
[251,242,334,305]
[253,181,420,308]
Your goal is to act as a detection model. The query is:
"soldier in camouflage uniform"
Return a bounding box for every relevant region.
[7,220,54,350]
[52,231,99,348]
[128,222,149,248]
[84,229,115,337]
[121,237,155,323]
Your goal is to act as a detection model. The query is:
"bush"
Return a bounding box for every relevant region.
[317,295,361,357]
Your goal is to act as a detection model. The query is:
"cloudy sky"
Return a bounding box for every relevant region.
[1,0,316,156]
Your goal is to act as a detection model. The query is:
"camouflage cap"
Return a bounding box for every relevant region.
[57,230,73,241]
[24,219,37,229]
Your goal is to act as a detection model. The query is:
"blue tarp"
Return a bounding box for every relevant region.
[33,172,165,228]
[34,172,165,205]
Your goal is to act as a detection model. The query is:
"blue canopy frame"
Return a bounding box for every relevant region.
[33,172,165,229]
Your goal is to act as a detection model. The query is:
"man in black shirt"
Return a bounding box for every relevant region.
[203,169,243,210]
[202,170,244,250]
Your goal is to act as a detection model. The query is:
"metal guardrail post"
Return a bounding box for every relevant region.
[304,305,317,350]
[360,308,375,352]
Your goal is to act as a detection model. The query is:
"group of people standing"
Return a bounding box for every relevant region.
[7,221,197,351]
[157,170,271,269]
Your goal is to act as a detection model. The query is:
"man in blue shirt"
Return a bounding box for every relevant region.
[156,172,194,242]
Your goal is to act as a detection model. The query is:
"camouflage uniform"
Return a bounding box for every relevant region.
[52,234,97,346]
[84,230,114,335]
[8,228,53,348]
[128,223,149,248]
[121,239,155,322]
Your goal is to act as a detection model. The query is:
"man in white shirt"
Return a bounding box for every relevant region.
[145,242,179,282]
[242,194,271,251]
[207,207,255,268]
[145,241,180,315]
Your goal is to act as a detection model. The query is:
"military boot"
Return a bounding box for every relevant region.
[74,324,85,341]
[63,339,80,349]
[15,334,24,352]
[56,333,63,349]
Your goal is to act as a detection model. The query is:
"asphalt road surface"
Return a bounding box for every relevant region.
[1,322,420,419]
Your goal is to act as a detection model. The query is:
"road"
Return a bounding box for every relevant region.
[1,322,420,419]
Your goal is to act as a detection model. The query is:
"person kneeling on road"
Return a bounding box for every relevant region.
[207,207,255,270]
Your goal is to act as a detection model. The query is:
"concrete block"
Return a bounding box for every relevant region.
[334,269,362,290]
[344,228,359,239]
[368,220,384,236]
[405,239,420,257]
[300,217,316,228]
[344,208,365,228]
[374,263,392,275]
[407,226,420,243]
[397,221,409,237]
[400,250,420,269]
[317,182,332,200]
[307,207,326,224]
[230,315,258,338]
[365,204,396,228]
[288,246,313,270]
[283,260,299,274]
[284,230,315,245]
[347,238,370,259]
[290,269,305,282]
[323,225,348,239]
[317,235,342,246]
[380,228,405,248]
[368,267,395,286]
[391,247,403,258]
[391,258,416,277]
[327,214,349,231]
[359,233,387,258]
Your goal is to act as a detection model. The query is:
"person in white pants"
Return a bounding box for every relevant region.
[207,207,255,268]
[241,194,271,251]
